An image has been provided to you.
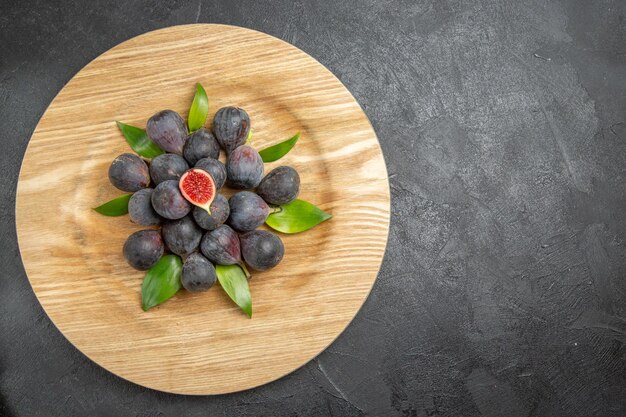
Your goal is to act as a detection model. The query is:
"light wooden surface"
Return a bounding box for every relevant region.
[15,24,390,395]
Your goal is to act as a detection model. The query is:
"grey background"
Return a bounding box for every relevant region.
[1,0,625,416]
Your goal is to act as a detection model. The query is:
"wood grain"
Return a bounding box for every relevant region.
[15,24,389,395]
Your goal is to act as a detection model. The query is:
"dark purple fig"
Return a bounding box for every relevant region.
[192,194,229,230]
[146,110,187,154]
[161,215,202,256]
[123,229,164,270]
[240,230,284,271]
[227,191,269,232]
[256,166,300,205]
[128,188,162,226]
[226,145,263,189]
[183,128,220,165]
[181,253,216,292]
[213,107,250,153]
[149,153,189,185]
[108,153,150,192]
[151,180,191,220]
[195,158,226,189]
[200,225,243,266]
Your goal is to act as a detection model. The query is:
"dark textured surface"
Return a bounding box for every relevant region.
[1,0,626,415]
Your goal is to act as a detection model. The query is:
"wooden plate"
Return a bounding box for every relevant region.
[15,24,389,395]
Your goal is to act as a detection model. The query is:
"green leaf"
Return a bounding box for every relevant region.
[116,121,164,158]
[245,129,253,143]
[215,264,252,317]
[141,255,183,311]
[259,132,300,163]
[188,83,209,132]
[93,194,131,216]
[266,199,332,234]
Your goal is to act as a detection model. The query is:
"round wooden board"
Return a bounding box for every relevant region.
[15,24,389,395]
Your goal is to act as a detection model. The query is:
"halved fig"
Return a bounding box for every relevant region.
[179,168,216,213]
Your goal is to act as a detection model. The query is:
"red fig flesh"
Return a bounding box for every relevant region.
[179,168,216,213]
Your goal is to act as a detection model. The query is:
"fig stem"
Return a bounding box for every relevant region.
[239,262,251,279]
[269,206,282,214]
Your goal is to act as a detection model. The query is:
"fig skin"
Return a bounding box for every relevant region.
[182,253,217,292]
[183,128,220,165]
[146,109,188,154]
[192,194,229,230]
[151,180,191,220]
[128,188,162,226]
[256,166,300,205]
[161,215,203,256]
[226,145,264,190]
[123,229,164,270]
[213,106,250,154]
[195,158,226,189]
[227,191,269,232]
[108,153,150,192]
[240,230,284,271]
[149,153,189,185]
[200,225,242,266]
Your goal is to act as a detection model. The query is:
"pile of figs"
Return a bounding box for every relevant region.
[109,107,299,293]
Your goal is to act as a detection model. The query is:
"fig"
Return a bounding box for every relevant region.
[226,145,263,189]
[240,230,284,271]
[151,180,191,220]
[213,107,250,153]
[200,225,248,276]
[146,109,188,154]
[108,153,150,192]
[149,153,189,185]
[183,128,220,165]
[123,229,164,270]
[256,166,300,205]
[181,253,217,292]
[161,215,203,256]
[227,191,269,232]
[179,168,216,213]
[195,158,226,189]
[128,188,162,226]
[192,194,229,230]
